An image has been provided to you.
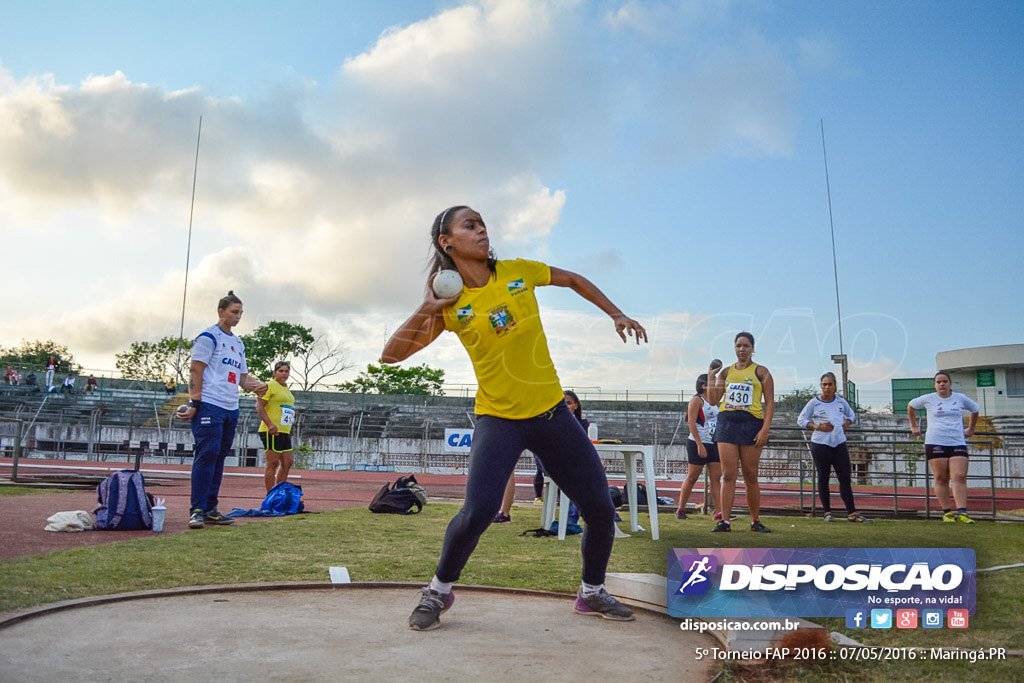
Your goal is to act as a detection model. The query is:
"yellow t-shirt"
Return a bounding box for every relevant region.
[258,380,296,434]
[442,259,564,419]
[718,362,764,420]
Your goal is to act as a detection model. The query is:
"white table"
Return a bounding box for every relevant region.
[540,443,660,541]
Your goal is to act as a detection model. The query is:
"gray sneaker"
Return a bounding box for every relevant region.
[823,512,834,522]
[408,588,455,631]
[188,508,205,529]
[573,588,635,621]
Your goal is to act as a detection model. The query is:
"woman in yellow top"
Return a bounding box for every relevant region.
[383,205,647,631]
[256,361,296,493]
[706,332,775,533]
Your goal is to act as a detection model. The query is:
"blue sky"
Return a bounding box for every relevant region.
[1,0,1021,408]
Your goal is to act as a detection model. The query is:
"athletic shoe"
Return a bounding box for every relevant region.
[942,511,958,523]
[674,509,687,520]
[822,512,834,523]
[492,512,511,524]
[713,512,722,521]
[408,588,455,631]
[573,588,635,621]
[711,520,731,533]
[847,512,872,523]
[750,520,771,533]
[188,508,205,530]
[533,498,543,505]
[203,509,235,525]
[956,513,975,524]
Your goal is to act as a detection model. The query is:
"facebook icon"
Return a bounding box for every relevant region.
[845,609,866,629]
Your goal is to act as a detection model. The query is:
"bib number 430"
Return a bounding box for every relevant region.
[725,383,753,409]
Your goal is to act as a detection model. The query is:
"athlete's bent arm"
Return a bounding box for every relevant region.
[176,361,206,421]
[907,405,921,436]
[756,367,775,447]
[548,267,647,344]
[240,373,267,397]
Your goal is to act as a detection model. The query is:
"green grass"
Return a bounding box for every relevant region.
[1,505,1021,682]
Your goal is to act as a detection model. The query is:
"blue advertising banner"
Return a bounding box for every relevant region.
[667,548,975,619]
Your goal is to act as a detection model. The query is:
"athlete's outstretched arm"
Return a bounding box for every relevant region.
[549,266,647,344]
[382,276,459,364]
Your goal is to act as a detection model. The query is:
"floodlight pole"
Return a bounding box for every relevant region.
[821,120,849,398]
[176,116,203,382]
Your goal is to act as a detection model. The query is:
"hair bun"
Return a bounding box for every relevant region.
[227,290,235,296]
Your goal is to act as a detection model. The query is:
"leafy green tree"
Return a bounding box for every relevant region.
[114,337,193,382]
[339,363,445,396]
[0,340,79,373]
[775,385,819,410]
[241,321,316,381]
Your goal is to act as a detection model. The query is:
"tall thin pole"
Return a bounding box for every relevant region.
[176,116,203,382]
[821,120,849,398]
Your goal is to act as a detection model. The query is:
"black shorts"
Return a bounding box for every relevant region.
[686,439,720,465]
[925,444,969,461]
[713,411,764,446]
[259,432,293,453]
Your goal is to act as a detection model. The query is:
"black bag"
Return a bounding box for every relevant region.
[369,476,424,515]
[608,485,623,509]
[620,482,647,506]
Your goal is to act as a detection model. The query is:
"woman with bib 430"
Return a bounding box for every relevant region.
[706,331,775,533]
[256,361,297,493]
[382,205,647,631]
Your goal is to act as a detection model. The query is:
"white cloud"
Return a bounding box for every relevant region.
[0,0,811,390]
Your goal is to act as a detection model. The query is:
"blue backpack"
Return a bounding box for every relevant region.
[261,482,305,515]
[94,470,154,530]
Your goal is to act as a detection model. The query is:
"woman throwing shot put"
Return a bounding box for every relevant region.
[797,372,869,523]
[907,371,980,523]
[256,361,297,493]
[706,332,775,533]
[383,205,647,631]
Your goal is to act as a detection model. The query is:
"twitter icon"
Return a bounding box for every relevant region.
[871,609,892,629]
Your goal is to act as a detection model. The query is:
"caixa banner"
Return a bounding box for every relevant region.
[667,548,975,618]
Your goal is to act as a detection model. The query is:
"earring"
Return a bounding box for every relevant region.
[444,245,454,253]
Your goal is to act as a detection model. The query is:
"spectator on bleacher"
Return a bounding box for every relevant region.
[176,290,267,530]
[256,361,297,493]
[45,357,55,391]
[12,369,21,385]
[85,374,98,393]
[383,205,646,631]
[24,372,37,388]
[3,366,14,385]
[165,378,177,395]
[60,374,75,394]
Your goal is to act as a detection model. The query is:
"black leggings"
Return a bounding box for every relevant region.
[809,442,856,514]
[435,401,615,585]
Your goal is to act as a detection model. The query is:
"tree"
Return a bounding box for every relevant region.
[775,385,819,411]
[291,335,353,391]
[114,337,193,382]
[339,363,445,396]
[241,321,315,381]
[0,340,79,373]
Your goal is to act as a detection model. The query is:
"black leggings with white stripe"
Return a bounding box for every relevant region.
[434,401,615,585]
